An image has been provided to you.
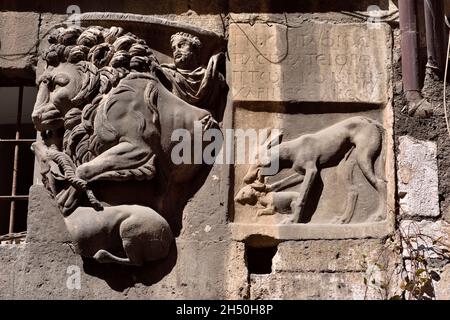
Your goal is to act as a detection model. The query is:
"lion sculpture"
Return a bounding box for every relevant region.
[32,25,222,266]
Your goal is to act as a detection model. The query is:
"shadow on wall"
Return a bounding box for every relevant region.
[82,241,178,291]
[0,0,389,14]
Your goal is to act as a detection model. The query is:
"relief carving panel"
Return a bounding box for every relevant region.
[31,22,228,266]
[231,21,395,241]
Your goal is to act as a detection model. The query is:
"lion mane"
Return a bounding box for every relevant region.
[43,26,160,166]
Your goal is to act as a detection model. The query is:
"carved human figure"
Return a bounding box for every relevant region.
[159,32,228,120]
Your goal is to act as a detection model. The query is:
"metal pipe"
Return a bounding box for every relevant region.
[424,0,447,74]
[399,0,421,93]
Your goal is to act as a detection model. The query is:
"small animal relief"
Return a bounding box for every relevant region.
[235,116,387,225]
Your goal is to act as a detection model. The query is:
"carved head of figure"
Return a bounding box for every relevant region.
[170,32,201,70]
[32,25,158,134]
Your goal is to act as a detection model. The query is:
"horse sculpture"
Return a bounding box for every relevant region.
[31,26,222,265]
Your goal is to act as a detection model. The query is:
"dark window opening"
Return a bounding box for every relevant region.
[245,244,278,275]
[0,86,37,243]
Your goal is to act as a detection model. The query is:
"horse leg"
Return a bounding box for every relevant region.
[75,140,154,182]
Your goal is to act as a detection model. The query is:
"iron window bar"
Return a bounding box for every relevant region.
[0,86,36,242]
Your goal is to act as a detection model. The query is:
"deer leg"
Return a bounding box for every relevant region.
[267,173,304,192]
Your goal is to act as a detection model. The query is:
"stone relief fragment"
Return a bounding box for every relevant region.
[235,116,386,225]
[31,25,228,266]
[230,20,394,241]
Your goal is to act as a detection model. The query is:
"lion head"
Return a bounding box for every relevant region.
[32,25,159,132]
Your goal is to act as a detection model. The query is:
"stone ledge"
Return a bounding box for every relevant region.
[231,221,393,241]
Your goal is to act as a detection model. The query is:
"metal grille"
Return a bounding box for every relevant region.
[0,86,36,243]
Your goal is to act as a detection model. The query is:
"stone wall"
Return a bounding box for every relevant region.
[0,0,449,300]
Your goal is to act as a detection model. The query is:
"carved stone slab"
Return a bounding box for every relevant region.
[229,22,391,104]
[230,21,395,241]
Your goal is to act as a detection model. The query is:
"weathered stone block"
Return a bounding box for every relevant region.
[250,273,382,300]
[0,11,39,83]
[0,244,25,299]
[26,185,72,244]
[36,14,70,77]
[272,240,385,273]
[397,136,439,218]
[229,20,391,103]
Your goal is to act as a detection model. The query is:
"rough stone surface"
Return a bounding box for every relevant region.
[397,136,439,218]
[11,238,244,299]
[250,273,382,300]
[179,165,230,242]
[229,20,391,103]
[272,240,386,273]
[0,245,25,299]
[400,220,450,259]
[0,11,39,84]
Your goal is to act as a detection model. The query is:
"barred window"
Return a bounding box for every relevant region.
[0,86,37,244]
